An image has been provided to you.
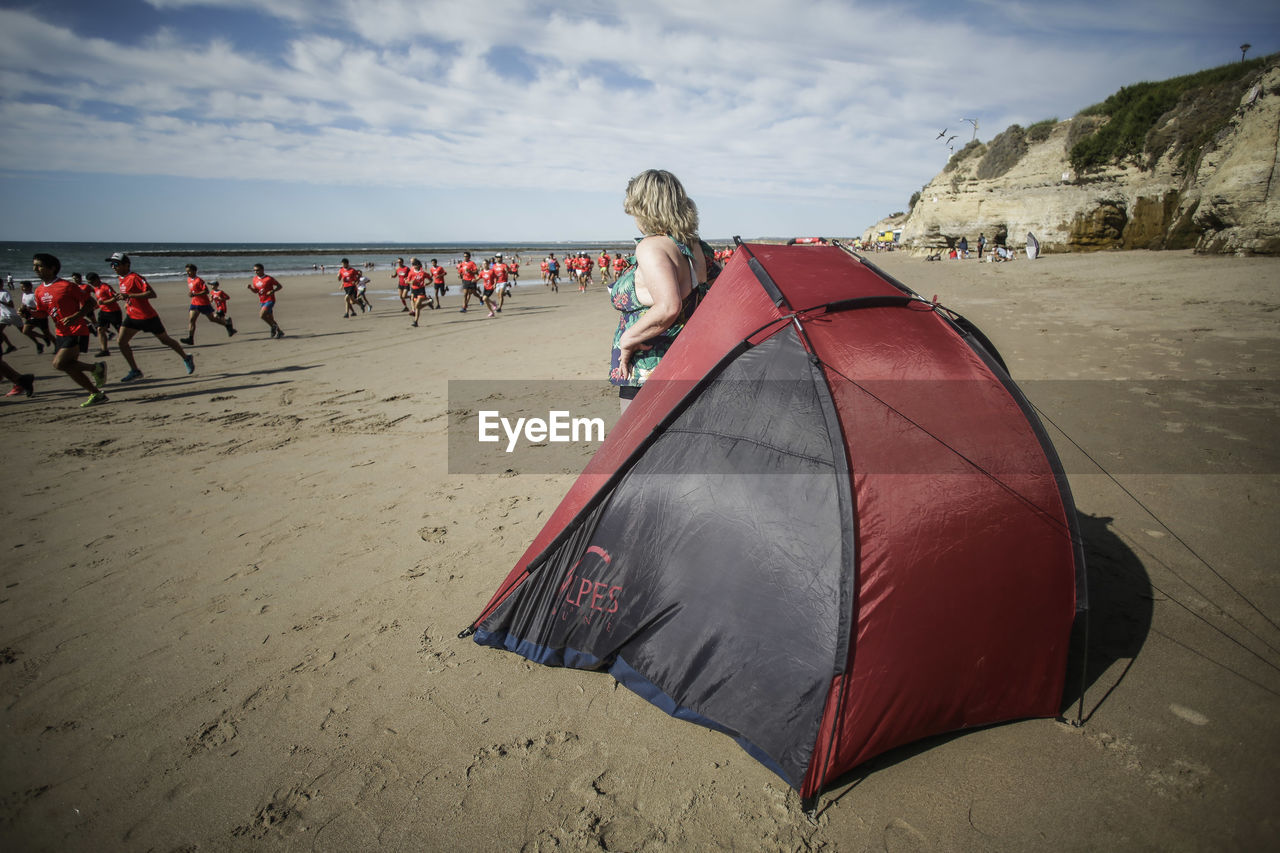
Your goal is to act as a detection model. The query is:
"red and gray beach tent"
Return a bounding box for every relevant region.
[465,240,1085,800]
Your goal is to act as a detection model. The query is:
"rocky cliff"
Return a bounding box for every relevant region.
[867,58,1280,255]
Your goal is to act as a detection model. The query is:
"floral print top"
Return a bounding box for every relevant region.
[608,236,720,388]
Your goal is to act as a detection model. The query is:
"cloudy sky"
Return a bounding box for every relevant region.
[0,0,1275,243]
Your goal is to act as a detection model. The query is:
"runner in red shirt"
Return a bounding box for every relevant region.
[88,272,121,357]
[491,257,511,312]
[393,257,410,312]
[424,261,445,313]
[249,263,284,338]
[69,273,100,338]
[477,263,498,317]
[107,252,195,383]
[337,258,363,318]
[209,281,231,322]
[33,252,107,406]
[598,251,612,285]
[457,251,480,313]
[406,258,433,326]
[180,263,236,345]
[613,253,627,279]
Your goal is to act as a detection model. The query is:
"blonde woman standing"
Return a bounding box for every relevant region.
[608,169,719,411]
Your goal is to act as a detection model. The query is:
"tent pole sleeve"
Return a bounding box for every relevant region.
[732,240,789,309]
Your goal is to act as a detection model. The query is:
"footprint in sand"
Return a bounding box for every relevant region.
[232,785,316,840]
[418,526,448,544]
[419,630,461,673]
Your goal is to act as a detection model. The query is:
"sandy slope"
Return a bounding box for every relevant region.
[1,251,1277,851]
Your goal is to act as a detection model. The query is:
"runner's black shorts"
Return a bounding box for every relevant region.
[54,334,90,353]
[122,315,167,335]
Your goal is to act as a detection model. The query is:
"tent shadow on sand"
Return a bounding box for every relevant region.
[817,511,1153,806]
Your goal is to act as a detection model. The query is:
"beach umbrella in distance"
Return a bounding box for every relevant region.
[464,241,1085,804]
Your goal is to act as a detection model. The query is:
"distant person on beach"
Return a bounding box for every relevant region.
[457,251,480,313]
[34,252,108,406]
[338,258,363,318]
[393,257,410,312]
[180,264,236,345]
[609,169,719,412]
[959,236,969,258]
[429,259,447,309]
[977,233,986,259]
[19,280,54,353]
[107,252,195,382]
[249,264,285,337]
[88,272,121,357]
[613,253,627,282]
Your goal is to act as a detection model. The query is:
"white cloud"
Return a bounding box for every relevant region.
[2,0,1277,239]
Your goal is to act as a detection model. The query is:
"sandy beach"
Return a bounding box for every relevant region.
[1,249,1278,851]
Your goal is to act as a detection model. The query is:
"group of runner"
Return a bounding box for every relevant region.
[539,252,630,293]
[1,252,287,406]
[2,245,728,406]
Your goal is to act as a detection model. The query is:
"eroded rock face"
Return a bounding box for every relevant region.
[866,62,1280,255]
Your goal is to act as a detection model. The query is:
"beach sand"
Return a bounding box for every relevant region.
[1,250,1277,851]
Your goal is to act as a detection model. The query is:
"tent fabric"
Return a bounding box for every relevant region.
[468,242,1083,799]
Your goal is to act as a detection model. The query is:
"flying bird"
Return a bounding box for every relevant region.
[936,128,947,139]
[947,135,957,144]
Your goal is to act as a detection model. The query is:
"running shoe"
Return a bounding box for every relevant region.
[5,384,21,397]
[121,368,143,382]
[487,311,495,318]
[183,354,195,375]
[226,322,237,337]
[35,342,44,354]
[274,329,285,338]
[179,336,194,345]
[95,349,110,357]
[80,391,108,407]
[92,362,106,388]
[17,374,33,397]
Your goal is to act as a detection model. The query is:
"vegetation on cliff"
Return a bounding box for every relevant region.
[1068,55,1272,173]
[976,125,1029,180]
[942,139,984,172]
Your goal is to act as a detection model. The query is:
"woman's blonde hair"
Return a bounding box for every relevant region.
[623,169,699,246]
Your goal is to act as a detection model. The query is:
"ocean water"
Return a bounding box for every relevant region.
[1,241,631,287]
